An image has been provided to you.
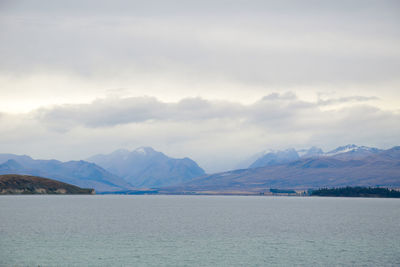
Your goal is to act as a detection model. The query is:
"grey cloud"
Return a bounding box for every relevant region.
[1,1,400,172]
[35,96,245,129]
[33,93,397,137]
[0,0,399,88]
[317,96,379,106]
[262,92,297,101]
[307,105,400,148]
[2,0,399,19]
[36,97,166,128]
[1,93,399,172]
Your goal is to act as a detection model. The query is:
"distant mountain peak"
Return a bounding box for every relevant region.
[176,145,400,192]
[134,146,156,155]
[297,146,324,158]
[0,159,23,170]
[88,147,205,188]
[0,154,132,192]
[247,144,385,170]
[325,144,380,156]
[249,148,300,168]
[261,148,296,155]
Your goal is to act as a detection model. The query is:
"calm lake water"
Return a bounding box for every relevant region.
[0,195,399,266]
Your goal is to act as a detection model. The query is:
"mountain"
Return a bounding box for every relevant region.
[0,154,36,166]
[249,148,300,168]
[325,144,382,160]
[234,151,266,170]
[239,147,322,170]
[370,146,400,161]
[248,145,381,168]
[297,146,324,158]
[0,174,95,194]
[325,144,378,156]
[165,146,400,192]
[87,147,205,188]
[0,154,133,192]
[0,159,23,170]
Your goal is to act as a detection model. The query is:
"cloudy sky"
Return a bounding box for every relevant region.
[0,0,399,172]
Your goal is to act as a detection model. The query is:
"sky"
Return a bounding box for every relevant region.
[0,0,399,172]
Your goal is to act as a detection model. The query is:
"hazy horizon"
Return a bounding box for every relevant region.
[1,0,399,172]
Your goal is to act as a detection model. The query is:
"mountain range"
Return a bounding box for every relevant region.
[0,147,206,191]
[249,148,301,168]
[0,144,399,193]
[166,146,400,193]
[87,147,205,188]
[0,154,132,192]
[246,144,383,169]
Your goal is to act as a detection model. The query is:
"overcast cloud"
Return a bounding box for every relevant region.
[0,0,399,172]
[1,93,399,172]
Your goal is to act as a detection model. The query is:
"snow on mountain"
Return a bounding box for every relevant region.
[247,145,382,169]
[87,147,205,188]
[325,144,381,157]
[297,147,324,158]
[174,146,400,192]
[134,147,156,155]
[249,148,300,168]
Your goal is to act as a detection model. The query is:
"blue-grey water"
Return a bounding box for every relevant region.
[0,195,399,266]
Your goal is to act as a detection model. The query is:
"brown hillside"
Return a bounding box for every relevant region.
[0,174,95,194]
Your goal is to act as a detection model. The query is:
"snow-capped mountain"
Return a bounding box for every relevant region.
[87,147,206,188]
[247,145,383,169]
[174,146,400,191]
[325,144,373,156]
[324,144,382,160]
[249,148,300,168]
[297,147,324,158]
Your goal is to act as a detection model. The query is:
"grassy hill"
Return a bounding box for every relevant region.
[0,174,95,194]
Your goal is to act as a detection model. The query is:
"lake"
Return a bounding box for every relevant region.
[0,195,399,266]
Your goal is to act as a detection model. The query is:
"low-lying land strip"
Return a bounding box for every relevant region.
[310,187,400,198]
[0,174,95,194]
